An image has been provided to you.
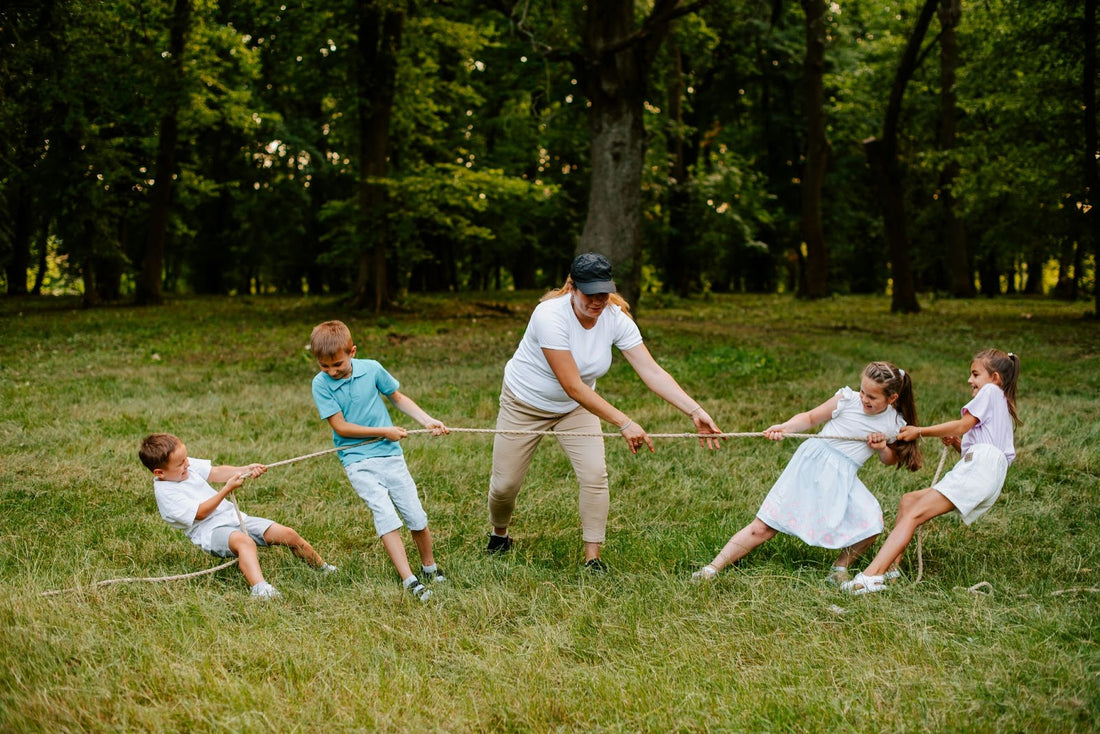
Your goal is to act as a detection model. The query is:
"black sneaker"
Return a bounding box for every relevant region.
[486,533,513,554]
[584,558,608,573]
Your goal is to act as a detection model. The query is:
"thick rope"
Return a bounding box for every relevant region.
[37,429,884,597]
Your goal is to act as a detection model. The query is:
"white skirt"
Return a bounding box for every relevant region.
[756,439,884,549]
[933,443,1007,525]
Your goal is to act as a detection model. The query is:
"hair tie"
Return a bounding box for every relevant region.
[1008,352,1015,358]
[898,368,905,378]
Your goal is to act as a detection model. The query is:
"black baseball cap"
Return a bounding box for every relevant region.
[570,253,617,295]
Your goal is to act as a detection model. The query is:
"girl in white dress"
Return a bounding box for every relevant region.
[693,362,923,584]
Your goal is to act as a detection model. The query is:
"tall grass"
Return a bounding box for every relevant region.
[1,293,1097,732]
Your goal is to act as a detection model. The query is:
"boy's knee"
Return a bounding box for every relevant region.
[229,531,258,554]
[263,523,304,547]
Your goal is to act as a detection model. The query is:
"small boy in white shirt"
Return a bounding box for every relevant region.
[140,433,335,598]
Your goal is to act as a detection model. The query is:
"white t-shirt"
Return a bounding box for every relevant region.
[503,294,644,413]
[961,383,1016,465]
[818,386,908,464]
[154,459,246,551]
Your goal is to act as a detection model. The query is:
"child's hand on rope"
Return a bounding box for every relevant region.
[763,424,787,441]
[424,418,449,436]
[381,426,408,442]
[942,435,961,451]
[867,432,888,451]
[897,425,921,442]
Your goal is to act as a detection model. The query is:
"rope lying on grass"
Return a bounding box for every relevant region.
[40,489,252,598]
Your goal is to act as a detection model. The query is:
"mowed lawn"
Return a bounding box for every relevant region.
[1,292,1098,732]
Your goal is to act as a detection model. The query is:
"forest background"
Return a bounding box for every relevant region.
[1,0,1097,315]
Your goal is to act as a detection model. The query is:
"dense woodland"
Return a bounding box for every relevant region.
[0,0,1096,313]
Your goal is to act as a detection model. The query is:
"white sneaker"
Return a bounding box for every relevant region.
[840,572,886,595]
[250,581,281,598]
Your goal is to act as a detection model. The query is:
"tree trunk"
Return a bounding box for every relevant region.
[939,0,973,297]
[135,0,190,306]
[664,40,694,297]
[350,1,404,312]
[798,0,829,299]
[577,1,651,308]
[863,0,938,314]
[1085,0,1098,314]
[5,182,31,295]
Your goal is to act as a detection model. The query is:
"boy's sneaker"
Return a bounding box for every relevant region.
[318,563,339,574]
[250,581,281,599]
[404,576,433,602]
[421,565,447,583]
[487,533,513,554]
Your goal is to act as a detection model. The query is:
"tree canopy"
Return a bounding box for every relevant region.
[0,0,1095,313]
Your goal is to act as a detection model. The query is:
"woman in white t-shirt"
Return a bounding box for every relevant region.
[486,253,723,570]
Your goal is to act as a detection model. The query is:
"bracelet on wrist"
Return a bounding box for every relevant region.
[619,420,634,433]
[689,406,704,416]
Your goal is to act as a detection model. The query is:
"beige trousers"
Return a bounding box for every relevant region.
[487,386,610,543]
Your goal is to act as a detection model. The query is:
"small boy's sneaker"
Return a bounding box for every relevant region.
[404,576,433,602]
[421,565,447,583]
[250,581,281,599]
[318,563,339,574]
[487,533,513,555]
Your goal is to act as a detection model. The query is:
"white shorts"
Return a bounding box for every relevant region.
[933,443,1008,525]
[207,515,276,557]
[345,455,428,536]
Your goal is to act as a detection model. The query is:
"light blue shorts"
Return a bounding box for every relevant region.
[345,455,428,536]
[207,516,276,557]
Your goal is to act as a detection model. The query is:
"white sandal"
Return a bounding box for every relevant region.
[841,572,886,595]
[691,565,718,582]
[826,565,852,585]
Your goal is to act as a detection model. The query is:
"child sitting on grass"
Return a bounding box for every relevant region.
[140,433,336,598]
[309,320,449,602]
[843,349,1020,594]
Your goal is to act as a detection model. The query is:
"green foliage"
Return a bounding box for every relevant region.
[0,294,1097,729]
[0,0,1095,302]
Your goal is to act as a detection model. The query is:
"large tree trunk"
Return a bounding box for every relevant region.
[798,0,829,299]
[350,1,404,312]
[135,0,190,306]
[863,0,938,314]
[577,1,650,308]
[939,0,973,297]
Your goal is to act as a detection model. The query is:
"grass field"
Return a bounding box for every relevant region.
[1,292,1098,732]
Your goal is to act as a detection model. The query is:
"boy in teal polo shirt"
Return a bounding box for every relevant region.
[310,320,449,602]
